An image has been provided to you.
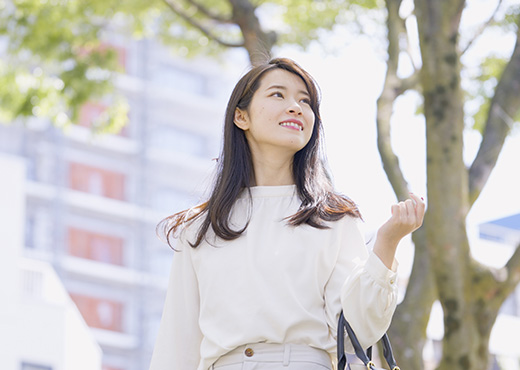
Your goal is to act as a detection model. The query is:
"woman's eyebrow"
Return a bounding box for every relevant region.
[266,85,310,96]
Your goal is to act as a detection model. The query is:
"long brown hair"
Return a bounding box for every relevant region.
[159,58,361,248]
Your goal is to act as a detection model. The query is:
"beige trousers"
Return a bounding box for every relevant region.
[211,343,333,370]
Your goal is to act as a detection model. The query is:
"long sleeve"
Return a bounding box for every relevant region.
[324,217,398,351]
[341,251,398,349]
[149,239,202,370]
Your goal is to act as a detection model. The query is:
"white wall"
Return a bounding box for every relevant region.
[0,154,102,370]
[0,154,26,369]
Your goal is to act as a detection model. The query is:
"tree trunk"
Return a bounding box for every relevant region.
[377,1,437,367]
[229,0,277,65]
[388,228,436,370]
[415,1,490,369]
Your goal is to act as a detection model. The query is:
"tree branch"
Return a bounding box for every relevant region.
[484,243,520,310]
[228,0,276,65]
[396,71,420,95]
[162,0,245,48]
[468,20,520,206]
[184,0,233,24]
[461,0,504,55]
[376,0,410,201]
[503,242,520,292]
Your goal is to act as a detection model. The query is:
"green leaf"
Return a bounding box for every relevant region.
[463,55,508,134]
[0,0,386,133]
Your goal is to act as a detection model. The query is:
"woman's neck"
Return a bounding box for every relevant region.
[249,151,295,186]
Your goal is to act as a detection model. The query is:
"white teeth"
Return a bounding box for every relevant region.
[280,122,302,131]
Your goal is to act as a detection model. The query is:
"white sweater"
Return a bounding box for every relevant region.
[149,185,398,370]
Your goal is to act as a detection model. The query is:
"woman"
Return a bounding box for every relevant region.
[150,58,425,370]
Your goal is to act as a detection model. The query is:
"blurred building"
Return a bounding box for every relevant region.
[0,31,237,370]
[478,213,520,370]
[0,154,102,370]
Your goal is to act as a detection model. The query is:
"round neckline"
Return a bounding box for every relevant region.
[240,184,297,198]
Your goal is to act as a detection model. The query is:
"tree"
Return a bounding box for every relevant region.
[376,1,520,369]
[0,0,358,130]
[2,0,520,369]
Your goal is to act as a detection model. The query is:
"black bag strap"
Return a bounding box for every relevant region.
[337,311,400,370]
[337,312,348,370]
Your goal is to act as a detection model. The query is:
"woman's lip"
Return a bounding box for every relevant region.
[279,119,303,129]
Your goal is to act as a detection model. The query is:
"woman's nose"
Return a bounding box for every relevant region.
[287,101,303,115]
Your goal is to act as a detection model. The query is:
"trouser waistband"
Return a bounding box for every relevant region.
[211,343,332,368]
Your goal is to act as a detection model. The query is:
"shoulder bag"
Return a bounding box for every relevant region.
[337,312,400,370]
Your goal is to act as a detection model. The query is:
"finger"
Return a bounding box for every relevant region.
[404,199,415,220]
[409,193,426,214]
[409,193,426,225]
[391,204,400,218]
[398,202,407,221]
[403,200,414,223]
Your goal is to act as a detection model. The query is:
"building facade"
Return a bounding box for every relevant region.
[0,154,103,370]
[0,30,238,370]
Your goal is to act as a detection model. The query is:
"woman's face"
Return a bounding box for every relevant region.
[234,69,315,158]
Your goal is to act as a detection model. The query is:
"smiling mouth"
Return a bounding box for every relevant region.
[279,121,303,131]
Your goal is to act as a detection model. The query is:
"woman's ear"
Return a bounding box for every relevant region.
[234,108,249,130]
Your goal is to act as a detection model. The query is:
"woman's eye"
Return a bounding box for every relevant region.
[301,98,311,105]
[271,92,283,98]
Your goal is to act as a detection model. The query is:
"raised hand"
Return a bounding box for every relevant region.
[373,193,426,270]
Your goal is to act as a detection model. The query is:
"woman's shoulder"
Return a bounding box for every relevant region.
[329,212,363,233]
[158,203,206,248]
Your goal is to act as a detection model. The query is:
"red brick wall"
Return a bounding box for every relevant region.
[78,101,107,128]
[70,293,123,332]
[68,162,126,200]
[67,227,124,265]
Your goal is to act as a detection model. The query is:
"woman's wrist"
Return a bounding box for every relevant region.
[372,231,400,270]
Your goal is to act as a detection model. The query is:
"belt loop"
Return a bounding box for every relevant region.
[283,344,290,366]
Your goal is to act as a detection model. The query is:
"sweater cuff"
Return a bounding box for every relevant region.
[366,252,399,288]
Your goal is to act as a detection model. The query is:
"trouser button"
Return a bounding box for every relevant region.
[245,348,254,357]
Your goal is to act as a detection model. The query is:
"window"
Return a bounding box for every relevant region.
[24,206,53,252]
[68,162,126,200]
[20,363,52,370]
[67,227,124,265]
[70,293,124,332]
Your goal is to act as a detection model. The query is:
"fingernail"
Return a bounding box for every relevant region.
[421,197,424,201]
